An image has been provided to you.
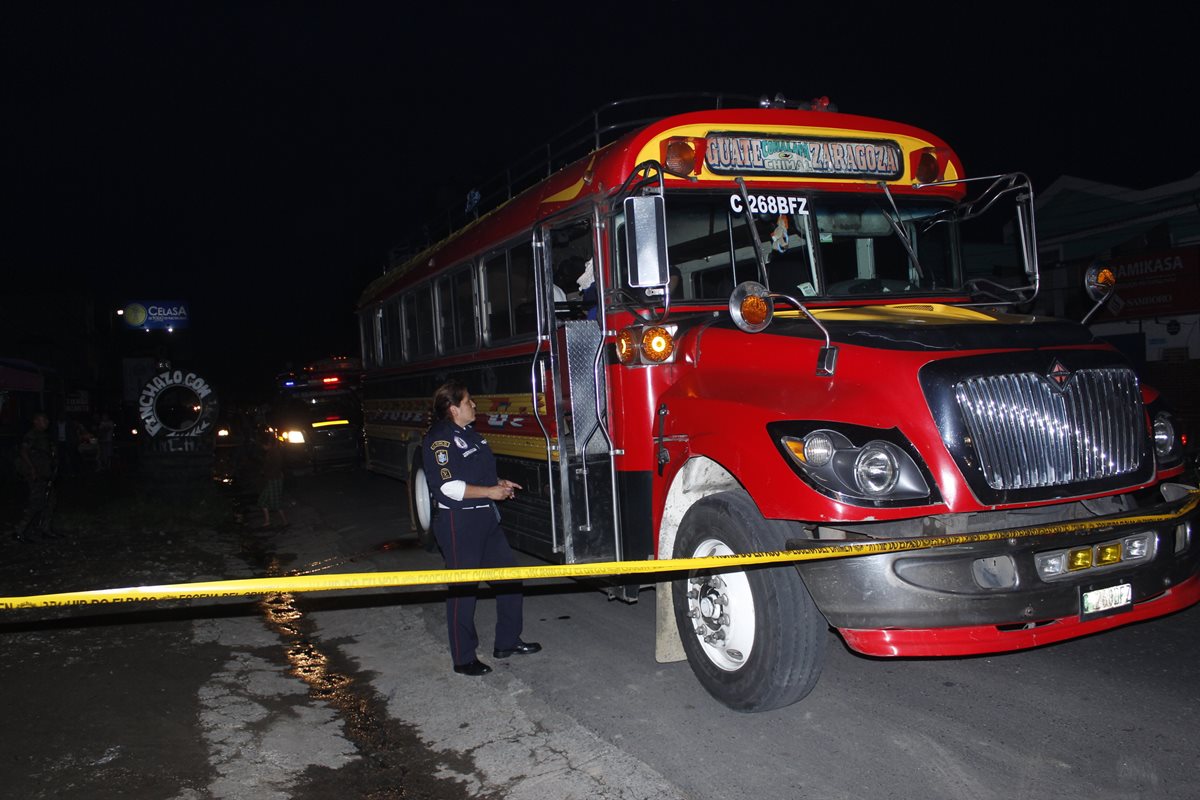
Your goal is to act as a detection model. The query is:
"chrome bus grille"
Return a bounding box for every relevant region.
[954,368,1143,490]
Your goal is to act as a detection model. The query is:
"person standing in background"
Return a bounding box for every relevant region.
[14,412,57,542]
[255,434,289,529]
[96,412,115,471]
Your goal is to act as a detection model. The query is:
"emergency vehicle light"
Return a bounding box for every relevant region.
[312,419,349,428]
[322,376,340,384]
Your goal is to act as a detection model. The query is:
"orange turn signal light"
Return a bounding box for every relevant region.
[741,294,770,326]
[641,326,675,363]
[616,328,637,364]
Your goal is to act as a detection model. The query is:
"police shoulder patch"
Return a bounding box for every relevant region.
[440,468,451,480]
[435,449,449,465]
[430,439,451,450]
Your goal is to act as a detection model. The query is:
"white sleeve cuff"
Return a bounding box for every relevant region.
[439,479,466,501]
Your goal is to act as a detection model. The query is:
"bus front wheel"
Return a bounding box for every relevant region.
[409,453,436,552]
[671,491,827,712]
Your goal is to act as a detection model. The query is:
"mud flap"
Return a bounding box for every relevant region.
[655,581,687,663]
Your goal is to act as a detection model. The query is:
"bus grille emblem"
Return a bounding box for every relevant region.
[1048,360,1072,389]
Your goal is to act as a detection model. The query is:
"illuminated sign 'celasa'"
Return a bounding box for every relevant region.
[122,301,190,330]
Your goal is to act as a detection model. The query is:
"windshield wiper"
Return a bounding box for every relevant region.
[734,177,770,287]
[876,181,924,282]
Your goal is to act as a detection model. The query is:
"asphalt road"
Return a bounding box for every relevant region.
[3,467,1198,799]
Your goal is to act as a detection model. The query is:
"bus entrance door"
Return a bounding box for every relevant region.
[551,319,620,563]
[533,216,621,565]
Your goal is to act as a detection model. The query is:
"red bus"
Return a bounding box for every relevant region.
[356,94,1197,711]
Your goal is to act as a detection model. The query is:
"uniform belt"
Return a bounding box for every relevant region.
[437,503,493,511]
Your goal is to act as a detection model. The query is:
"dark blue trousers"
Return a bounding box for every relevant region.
[433,506,524,665]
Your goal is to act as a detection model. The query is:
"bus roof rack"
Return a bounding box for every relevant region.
[391,92,819,262]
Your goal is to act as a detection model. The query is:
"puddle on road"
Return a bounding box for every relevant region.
[280,539,415,577]
[241,539,493,800]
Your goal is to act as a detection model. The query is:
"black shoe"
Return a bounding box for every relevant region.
[493,640,541,659]
[452,659,492,676]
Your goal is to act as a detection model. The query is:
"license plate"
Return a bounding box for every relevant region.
[1081,583,1132,620]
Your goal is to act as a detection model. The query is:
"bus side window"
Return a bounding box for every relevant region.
[400,294,416,361]
[510,241,536,336]
[483,252,511,341]
[435,277,454,353]
[359,308,379,368]
[403,285,435,360]
[451,267,477,350]
[381,299,402,365]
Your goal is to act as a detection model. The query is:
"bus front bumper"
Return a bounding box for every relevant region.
[791,488,1200,657]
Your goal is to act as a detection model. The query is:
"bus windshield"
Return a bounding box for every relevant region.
[655,191,968,302]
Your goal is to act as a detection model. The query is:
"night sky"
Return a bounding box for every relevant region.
[5,4,1192,399]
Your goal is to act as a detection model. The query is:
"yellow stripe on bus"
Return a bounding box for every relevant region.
[486,433,560,461]
[364,394,547,417]
[2,491,1194,611]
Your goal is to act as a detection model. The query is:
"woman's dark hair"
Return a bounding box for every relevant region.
[431,380,468,422]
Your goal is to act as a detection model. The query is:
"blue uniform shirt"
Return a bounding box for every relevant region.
[422,418,498,511]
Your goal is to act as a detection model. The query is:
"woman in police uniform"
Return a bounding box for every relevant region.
[422,380,541,675]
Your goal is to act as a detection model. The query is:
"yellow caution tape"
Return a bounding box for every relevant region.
[3,491,1196,610]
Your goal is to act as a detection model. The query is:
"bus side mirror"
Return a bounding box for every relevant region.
[624,195,670,289]
[1081,264,1117,325]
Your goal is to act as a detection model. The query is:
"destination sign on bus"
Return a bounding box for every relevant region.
[705,133,903,180]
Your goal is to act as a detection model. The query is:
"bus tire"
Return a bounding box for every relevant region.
[409,452,437,552]
[671,491,827,712]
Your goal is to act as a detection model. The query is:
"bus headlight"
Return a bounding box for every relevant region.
[854,445,899,496]
[777,427,933,504]
[802,432,835,467]
[1153,412,1179,460]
